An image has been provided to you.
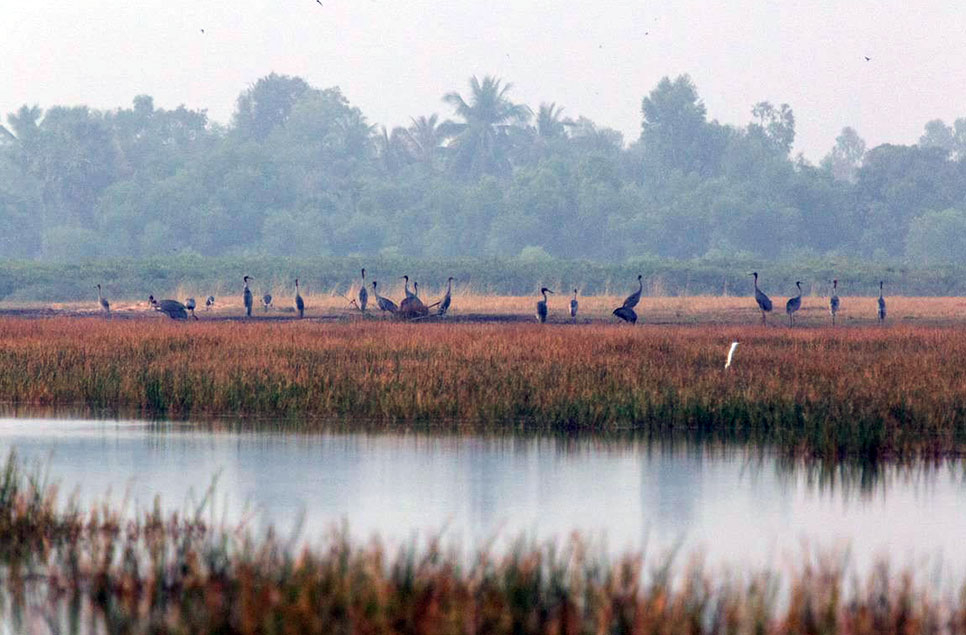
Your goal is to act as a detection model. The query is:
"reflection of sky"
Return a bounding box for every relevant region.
[0,418,964,577]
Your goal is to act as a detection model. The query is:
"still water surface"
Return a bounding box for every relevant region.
[1,418,964,574]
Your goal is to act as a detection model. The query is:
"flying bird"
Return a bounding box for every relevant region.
[864,56,871,61]
[724,341,739,369]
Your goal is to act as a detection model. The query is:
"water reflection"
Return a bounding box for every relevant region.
[0,418,964,574]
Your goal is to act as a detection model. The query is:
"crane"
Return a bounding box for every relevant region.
[185,297,197,319]
[243,276,253,317]
[437,277,454,316]
[262,293,272,312]
[569,289,578,323]
[402,275,416,300]
[752,272,773,325]
[295,279,305,319]
[878,281,886,323]
[536,288,553,323]
[372,281,398,313]
[623,274,643,309]
[96,284,110,315]
[612,306,637,324]
[785,281,802,326]
[358,269,368,312]
[829,279,840,326]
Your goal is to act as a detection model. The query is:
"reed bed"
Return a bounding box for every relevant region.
[0,454,961,634]
[2,318,966,460]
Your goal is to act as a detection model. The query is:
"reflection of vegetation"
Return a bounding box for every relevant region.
[0,453,959,633]
[6,320,966,462]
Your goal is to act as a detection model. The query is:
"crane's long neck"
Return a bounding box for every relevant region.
[405,277,411,294]
[446,278,452,294]
[542,290,548,301]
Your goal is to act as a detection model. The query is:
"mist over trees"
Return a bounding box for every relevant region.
[2,72,966,264]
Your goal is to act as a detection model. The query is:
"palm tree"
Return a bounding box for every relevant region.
[535,102,571,141]
[374,125,412,174]
[441,76,532,178]
[402,114,450,169]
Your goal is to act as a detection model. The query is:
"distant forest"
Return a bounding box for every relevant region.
[2,73,965,265]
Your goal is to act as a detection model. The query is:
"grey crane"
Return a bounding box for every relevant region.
[785,281,802,326]
[752,272,773,325]
[185,297,197,319]
[829,279,840,326]
[536,287,553,323]
[623,274,643,309]
[437,277,454,317]
[400,281,428,317]
[402,275,416,300]
[372,280,397,313]
[570,289,578,323]
[877,281,886,323]
[262,293,272,312]
[295,279,305,319]
[205,295,215,311]
[96,284,110,315]
[243,276,253,317]
[612,306,638,324]
[358,269,369,312]
[151,297,190,320]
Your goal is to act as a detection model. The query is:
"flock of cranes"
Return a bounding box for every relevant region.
[95,271,887,326]
[751,272,886,326]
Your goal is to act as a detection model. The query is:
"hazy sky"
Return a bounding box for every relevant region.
[3,0,965,160]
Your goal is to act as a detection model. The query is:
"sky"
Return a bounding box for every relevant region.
[2,0,965,161]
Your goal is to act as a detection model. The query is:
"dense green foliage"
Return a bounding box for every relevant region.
[1,255,963,302]
[2,73,966,264]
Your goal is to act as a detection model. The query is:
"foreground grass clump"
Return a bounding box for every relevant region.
[4,318,966,459]
[0,454,962,634]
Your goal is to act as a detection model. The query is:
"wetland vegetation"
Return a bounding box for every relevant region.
[0,453,963,633]
[2,316,966,462]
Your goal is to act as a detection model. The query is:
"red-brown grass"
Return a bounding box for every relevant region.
[2,318,966,460]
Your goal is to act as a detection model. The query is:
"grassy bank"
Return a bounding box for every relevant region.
[0,454,961,633]
[2,319,966,460]
[1,254,963,302]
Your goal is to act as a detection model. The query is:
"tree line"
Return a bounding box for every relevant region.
[1,72,965,265]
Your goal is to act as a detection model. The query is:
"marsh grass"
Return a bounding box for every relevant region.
[0,454,961,633]
[3,318,966,460]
